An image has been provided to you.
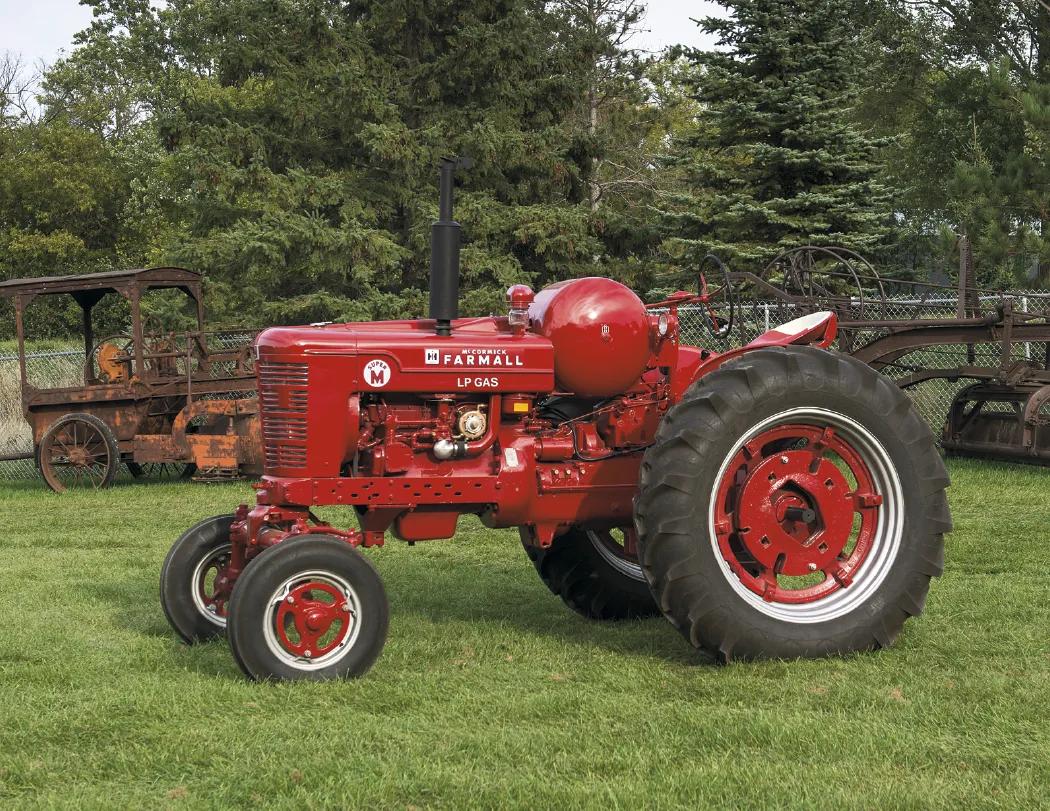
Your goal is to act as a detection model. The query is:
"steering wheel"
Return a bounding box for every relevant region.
[697,254,736,341]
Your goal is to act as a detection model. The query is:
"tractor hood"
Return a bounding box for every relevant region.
[254,317,555,394]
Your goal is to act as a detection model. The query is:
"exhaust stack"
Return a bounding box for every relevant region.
[429,157,470,336]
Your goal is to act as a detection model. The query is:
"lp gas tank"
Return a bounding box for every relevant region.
[529,277,651,397]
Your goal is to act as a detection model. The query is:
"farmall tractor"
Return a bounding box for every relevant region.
[160,161,951,680]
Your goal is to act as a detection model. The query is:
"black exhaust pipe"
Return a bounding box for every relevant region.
[429,157,471,336]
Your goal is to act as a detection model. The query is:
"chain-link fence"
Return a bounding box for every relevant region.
[679,288,1050,434]
[3,298,1048,482]
[0,349,83,479]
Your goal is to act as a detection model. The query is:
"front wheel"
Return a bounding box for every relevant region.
[635,346,952,661]
[227,536,389,681]
[38,413,120,493]
[160,514,236,643]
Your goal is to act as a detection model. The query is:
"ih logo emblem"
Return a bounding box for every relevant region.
[425,348,440,365]
[364,359,391,388]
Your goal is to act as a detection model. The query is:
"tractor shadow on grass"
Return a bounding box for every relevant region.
[76,580,244,677]
[383,554,716,668]
[77,579,243,676]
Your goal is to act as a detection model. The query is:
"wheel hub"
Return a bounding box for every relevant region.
[735,450,854,575]
[303,608,329,632]
[274,581,352,659]
[713,420,887,607]
[67,447,91,466]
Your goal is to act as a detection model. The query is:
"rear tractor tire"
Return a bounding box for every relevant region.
[227,536,389,681]
[522,527,660,620]
[635,346,951,662]
[160,514,237,643]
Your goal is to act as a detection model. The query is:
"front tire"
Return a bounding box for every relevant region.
[635,346,951,661]
[227,536,389,681]
[160,514,236,643]
[522,527,660,620]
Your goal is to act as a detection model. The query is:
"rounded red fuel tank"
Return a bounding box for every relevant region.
[529,277,651,397]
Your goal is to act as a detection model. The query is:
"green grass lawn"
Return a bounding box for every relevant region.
[0,458,1048,809]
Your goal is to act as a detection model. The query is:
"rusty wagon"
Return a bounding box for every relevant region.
[0,267,262,491]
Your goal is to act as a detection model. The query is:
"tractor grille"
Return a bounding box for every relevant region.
[257,360,309,472]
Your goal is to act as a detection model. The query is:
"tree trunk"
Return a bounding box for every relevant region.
[589,79,600,213]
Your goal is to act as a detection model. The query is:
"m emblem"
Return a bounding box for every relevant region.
[363,359,391,388]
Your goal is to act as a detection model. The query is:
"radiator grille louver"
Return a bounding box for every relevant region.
[257,361,309,472]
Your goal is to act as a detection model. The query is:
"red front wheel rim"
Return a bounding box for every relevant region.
[264,572,361,669]
[191,544,233,626]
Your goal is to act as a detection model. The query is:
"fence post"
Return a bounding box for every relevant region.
[763,303,770,333]
[1023,297,1031,360]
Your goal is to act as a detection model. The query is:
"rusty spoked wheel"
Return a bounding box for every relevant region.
[711,410,902,622]
[228,536,389,680]
[38,412,120,493]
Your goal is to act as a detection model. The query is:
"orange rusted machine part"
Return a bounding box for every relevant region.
[133,398,262,478]
[0,267,261,491]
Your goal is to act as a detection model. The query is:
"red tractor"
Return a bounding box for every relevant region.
[161,161,951,680]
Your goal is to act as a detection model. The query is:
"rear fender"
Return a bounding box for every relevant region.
[688,311,838,385]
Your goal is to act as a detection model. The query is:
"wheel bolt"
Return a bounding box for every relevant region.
[784,507,816,523]
[780,455,789,464]
[341,604,351,612]
[808,563,817,572]
[286,596,294,604]
[303,650,312,658]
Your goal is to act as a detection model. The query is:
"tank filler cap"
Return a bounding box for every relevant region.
[507,284,535,308]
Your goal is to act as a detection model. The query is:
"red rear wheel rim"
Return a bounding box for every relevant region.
[712,414,892,613]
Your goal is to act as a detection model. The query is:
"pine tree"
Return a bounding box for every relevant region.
[51,0,658,326]
[948,62,1050,284]
[666,0,894,272]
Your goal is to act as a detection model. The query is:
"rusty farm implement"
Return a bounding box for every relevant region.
[0,268,261,491]
[732,245,1050,465]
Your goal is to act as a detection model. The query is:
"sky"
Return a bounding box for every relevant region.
[0,0,724,68]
